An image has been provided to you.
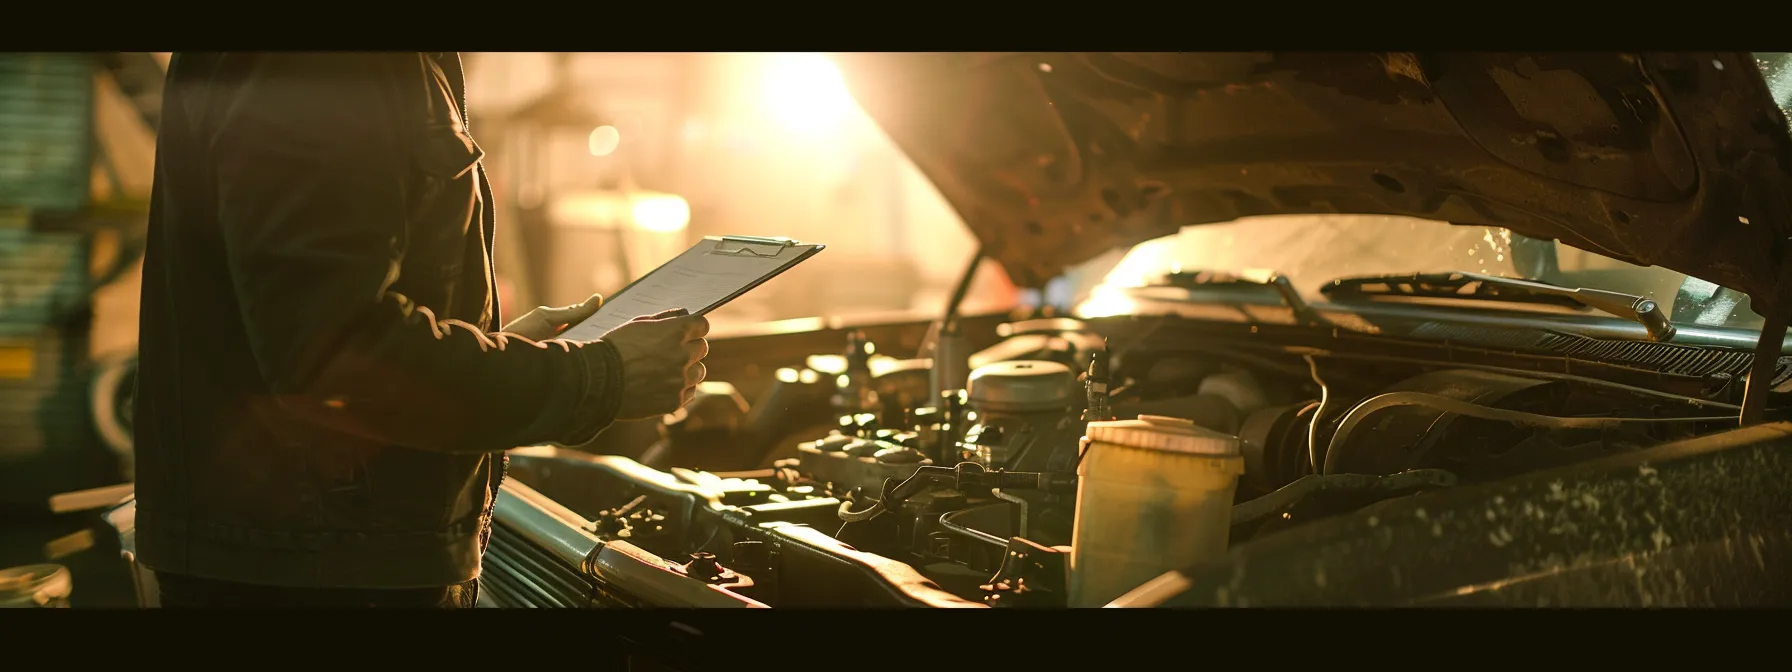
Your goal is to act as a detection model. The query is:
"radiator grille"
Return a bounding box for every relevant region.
[482,522,596,608]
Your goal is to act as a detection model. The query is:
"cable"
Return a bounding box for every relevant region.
[1304,355,1331,474]
[1142,341,1743,414]
[938,506,1008,548]
[834,465,962,525]
[693,524,723,553]
[836,496,885,523]
[1321,391,1737,474]
[1230,469,1458,527]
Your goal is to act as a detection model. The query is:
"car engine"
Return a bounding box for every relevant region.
[485,309,1746,609]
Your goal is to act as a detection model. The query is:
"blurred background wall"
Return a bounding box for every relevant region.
[461,52,1014,331]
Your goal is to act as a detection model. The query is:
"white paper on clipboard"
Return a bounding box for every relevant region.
[559,236,825,342]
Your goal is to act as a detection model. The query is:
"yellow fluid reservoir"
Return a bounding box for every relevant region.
[1069,415,1244,607]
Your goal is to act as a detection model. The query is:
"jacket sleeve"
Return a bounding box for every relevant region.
[208,52,621,453]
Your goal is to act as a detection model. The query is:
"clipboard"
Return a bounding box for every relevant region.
[559,235,826,341]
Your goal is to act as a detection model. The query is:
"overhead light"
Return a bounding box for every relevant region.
[588,125,621,156]
[761,53,854,135]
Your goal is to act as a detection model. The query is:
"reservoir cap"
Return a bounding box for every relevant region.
[1085,415,1242,456]
[967,360,1076,413]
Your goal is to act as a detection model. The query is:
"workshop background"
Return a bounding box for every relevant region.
[0,52,1018,607]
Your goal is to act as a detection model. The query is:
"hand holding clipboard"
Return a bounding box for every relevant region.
[559,235,825,419]
[560,236,826,342]
[602,306,714,419]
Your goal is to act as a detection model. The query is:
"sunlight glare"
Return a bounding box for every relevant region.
[761,53,855,135]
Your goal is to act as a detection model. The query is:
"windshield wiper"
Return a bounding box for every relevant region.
[1320,272,1676,342]
[1151,269,1330,327]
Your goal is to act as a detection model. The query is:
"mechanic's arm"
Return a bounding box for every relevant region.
[211,52,617,453]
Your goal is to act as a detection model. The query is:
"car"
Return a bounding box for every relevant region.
[110,52,1792,613]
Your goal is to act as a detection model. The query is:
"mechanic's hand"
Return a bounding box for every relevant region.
[501,294,604,341]
[604,308,710,420]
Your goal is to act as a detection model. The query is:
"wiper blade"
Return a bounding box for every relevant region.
[1150,269,1329,327]
[1320,272,1676,341]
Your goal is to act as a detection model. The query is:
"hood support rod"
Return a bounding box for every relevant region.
[919,246,985,359]
[1740,264,1792,424]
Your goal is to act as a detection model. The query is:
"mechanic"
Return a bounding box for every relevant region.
[131,52,708,608]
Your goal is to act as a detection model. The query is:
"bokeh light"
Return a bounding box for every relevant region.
[588,125,621,156]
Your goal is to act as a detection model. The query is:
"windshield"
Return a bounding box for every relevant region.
[1759,52,1792,119]
[1077,215,1764,330]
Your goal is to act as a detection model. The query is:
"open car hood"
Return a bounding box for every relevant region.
[832,52,1792,302]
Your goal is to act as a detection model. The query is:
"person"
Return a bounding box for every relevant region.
[132,52,708,608]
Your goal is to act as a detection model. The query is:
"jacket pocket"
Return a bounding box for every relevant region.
[409,128,482,223]
[404,127,483,293]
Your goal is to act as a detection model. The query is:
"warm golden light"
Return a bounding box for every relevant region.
[551,189,690,234]
[630,193,691,233]
[1076,286,1141,319]
[761,53,854,134]
[588,125,621,156]
[1101,236,1179,288]
[806,354,847,374]
[550,192,627,228]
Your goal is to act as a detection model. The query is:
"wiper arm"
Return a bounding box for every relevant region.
[1152,270,1330,328]
[1320,272,1676,341]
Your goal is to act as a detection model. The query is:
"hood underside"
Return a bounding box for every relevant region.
[832,52,1792,303]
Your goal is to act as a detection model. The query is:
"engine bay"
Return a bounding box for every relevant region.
[491,309,1751,608]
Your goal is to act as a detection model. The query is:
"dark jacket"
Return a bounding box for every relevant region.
[132,52,623,589]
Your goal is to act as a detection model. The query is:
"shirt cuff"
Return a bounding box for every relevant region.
[553,339,625,447]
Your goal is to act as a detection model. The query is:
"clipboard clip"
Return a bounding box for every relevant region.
[709,235,802,258]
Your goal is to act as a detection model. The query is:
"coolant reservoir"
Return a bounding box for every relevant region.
[1069,415,1244,608]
